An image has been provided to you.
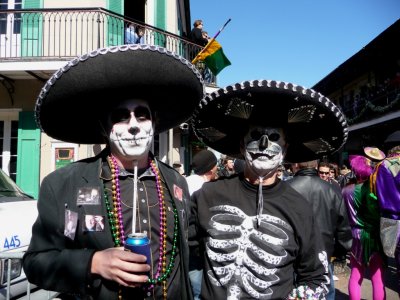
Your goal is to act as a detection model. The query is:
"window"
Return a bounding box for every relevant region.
[0,0,8,35]
[13,0,21,34]
[0,112,19,181]
[0,0,22,35]
[9,120,18,180]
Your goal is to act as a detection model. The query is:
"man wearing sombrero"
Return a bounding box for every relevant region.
[189,80,348,299]
[22,45,204,299]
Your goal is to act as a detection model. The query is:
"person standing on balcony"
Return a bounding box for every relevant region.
[22,45,204,300]
[189,20,211,82]
[134,26,145,44]
[125,23,136,44]
[125,24,145,44]
[189,20,209,46]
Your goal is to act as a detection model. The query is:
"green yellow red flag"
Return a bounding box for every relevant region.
[192,39,231,76]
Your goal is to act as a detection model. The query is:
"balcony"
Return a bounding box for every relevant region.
[0,8,215,83]
[339,81,400,126]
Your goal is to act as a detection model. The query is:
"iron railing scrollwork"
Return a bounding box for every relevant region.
[0,7,217,83]
[0,8,202,59]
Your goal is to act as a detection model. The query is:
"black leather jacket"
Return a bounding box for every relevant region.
[23,150,193,300]
[287,168,352,260]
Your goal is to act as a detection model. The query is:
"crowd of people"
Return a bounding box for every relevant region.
[21,43,400,300]
[186,142,399,300]
[297,141,399,300]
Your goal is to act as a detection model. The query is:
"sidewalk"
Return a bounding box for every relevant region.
[334,257,398,299]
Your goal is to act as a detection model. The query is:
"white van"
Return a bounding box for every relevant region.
[0,169,37,299]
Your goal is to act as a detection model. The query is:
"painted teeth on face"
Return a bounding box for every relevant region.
[248,149,280,155]
[243,126,286,177]
[247,143,281,156]
[108,99,154,160]
[123,136,152,142]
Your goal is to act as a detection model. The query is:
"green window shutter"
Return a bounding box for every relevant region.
[16,111,40,199]
[21,0,43,57]
[107,0,123,14]
[154,0,166,46]
[155,0,166,29]
[106,0,124,46]
[23,0,41,8]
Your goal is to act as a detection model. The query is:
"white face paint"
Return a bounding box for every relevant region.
[242,126,286,178]
[108,99,154,161]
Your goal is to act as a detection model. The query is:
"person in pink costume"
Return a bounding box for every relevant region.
[371,130,400,296]
[342,155,386,300]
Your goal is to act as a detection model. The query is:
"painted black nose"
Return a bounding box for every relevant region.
[128,126,140,135]
[259,135,269,150]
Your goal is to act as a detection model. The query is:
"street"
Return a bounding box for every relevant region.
[334,257,398,299]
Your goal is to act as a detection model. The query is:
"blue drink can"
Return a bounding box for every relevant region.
[124,232,151,264]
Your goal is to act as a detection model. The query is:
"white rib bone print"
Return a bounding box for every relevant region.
[206,205,293,299]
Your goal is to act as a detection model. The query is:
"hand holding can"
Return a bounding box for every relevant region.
[124,232,151,264]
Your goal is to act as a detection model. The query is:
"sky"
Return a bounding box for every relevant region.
[190,0,400,89]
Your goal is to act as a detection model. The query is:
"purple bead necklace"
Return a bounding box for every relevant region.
[104,156,179,299]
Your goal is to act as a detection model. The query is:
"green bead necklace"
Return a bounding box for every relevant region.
[104,156,179,299]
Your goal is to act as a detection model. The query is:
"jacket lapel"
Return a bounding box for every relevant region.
[79,155,114,249]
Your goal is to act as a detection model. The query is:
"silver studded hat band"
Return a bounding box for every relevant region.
[35,44,205,144]
[191,80,348,163]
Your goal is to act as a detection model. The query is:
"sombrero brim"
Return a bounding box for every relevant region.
[363,147,386,161]
[35,45,204,144]
[191,80,348,163]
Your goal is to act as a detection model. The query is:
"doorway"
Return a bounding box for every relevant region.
[124,0,145,23]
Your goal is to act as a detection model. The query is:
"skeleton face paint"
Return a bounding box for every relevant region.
[243,126,286,178]
[108,99,154,160]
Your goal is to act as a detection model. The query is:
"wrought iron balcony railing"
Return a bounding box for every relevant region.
[340,88,400,125]
[0,7,204,63]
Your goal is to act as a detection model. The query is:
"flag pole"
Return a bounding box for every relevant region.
[212,18,231,39]
[192,18,231,64]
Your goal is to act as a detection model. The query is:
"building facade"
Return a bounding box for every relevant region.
[0,0,209,198]
[313,19,400,165]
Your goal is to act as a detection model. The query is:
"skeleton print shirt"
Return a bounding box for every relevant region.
[189,174,328,299]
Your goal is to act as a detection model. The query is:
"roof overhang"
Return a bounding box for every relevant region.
[349,111,400,131]
[0,60,68,81]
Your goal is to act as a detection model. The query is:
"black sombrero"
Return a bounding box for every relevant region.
[191,80,348,163]
[35,44,204,144]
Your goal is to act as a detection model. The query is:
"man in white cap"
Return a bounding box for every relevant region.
[189,80,349,299]
[23,45,204,300]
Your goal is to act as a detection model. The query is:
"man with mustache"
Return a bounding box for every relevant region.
[23,45,204,299]
[189,80,349,299]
